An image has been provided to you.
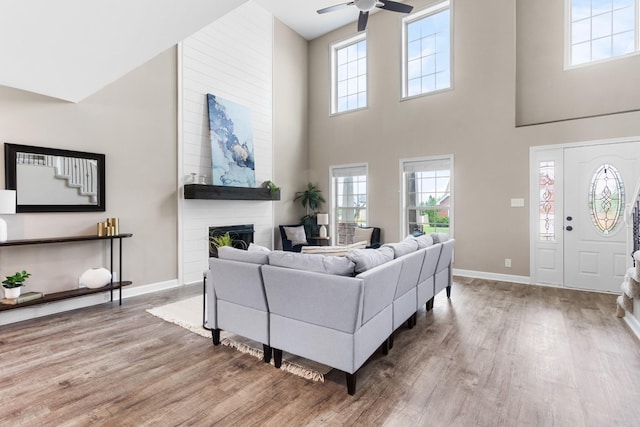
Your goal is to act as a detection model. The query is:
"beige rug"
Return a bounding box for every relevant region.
[146,295,331,382]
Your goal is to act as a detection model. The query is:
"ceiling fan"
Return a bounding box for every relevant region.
[317,0,414,32]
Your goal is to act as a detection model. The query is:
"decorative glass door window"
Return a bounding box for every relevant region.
[589,163,624,234]
[539,161,556,241]
[331,164,368,245]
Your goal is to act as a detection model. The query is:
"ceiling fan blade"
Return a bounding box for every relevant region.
[358,11,369,31]
[317,2,353,14]
[377,0,414,13]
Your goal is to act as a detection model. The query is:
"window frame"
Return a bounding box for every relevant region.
[401,0,454,100]
[330,33,368,115]
[330,163,369,245]
[399,155,454,239]
[565,0,640,69]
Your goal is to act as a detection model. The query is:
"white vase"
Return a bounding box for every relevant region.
[79,268,112,289]
[4,286,21,299]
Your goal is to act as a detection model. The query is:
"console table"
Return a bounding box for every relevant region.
[0,233,132,311]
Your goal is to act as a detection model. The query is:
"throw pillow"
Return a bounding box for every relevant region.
[284,226,308,246]
[431,232,450,243]
[268,251,355,276]
[217,246,269,265]
[347,246,394,274]
[413,234,434,249]
[353,227,374,245]
[382,238,418,258]
[248,243,271,252]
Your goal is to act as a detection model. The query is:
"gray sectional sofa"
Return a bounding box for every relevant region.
[205,234,455,395]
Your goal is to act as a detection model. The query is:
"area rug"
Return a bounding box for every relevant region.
[146,295,331,382]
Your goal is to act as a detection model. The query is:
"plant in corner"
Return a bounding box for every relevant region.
[294,182,326,234]
[210,232,233,249]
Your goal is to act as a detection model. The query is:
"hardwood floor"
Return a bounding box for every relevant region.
[2,277,640,426]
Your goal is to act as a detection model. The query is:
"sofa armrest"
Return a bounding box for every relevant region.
[356,257,402,324]
[262,265,364,334]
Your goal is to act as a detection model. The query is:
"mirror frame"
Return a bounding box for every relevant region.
[4,143,106,213]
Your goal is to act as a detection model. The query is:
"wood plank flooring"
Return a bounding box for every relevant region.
[2,277,640,426]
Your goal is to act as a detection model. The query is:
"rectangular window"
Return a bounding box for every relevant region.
[569,0,638,66]
[402,1,452,98]
[331,34,367,114]
[402,157,453,236]
[331,164,368,245]
[539,161,556,241]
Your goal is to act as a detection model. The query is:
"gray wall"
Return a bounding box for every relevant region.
[273,18,310,248]
[0,48,178,294]
[307,0,640,277]
[517,0,640,126]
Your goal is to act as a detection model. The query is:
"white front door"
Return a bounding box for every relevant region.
[531,140,640,292]
[563,142,640,293]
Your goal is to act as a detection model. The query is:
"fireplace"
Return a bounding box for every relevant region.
[209,224,254,257]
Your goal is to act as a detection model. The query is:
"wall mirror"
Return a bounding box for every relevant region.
[4,143,105,212]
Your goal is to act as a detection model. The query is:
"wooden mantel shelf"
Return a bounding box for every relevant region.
[184,184,280,201]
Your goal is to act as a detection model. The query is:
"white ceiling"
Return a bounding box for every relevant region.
[0,0,382,102]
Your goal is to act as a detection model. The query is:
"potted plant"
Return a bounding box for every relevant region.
[294,182,326,235]
[209,232,233,257]
[2,270,31,299]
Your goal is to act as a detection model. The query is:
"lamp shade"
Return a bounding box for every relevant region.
[0,190,16,215]
[317,213,329,225]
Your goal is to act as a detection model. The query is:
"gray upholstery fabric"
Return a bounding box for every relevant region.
[414,234,434,249]
[392,249,425,330]
[431,232,450,243]
[434,239,455,294]
[417,243,442,308]
[207,256,270,346]
[262,265,363,333]
[268,251,355,276]
[347,246,394,273]
[357,257,402,324]
[218,246,269,265]
[382,238,418,258]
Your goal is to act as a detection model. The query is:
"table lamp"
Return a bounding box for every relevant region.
[0,190,16,242]
[317,213,329,238]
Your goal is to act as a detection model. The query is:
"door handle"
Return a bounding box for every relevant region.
[566,225,573,231]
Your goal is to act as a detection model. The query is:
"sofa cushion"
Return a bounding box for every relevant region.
[353,227,374,245]
[347,246,394,274]
[383,238,419,258]
[217,246,269,265]
[248,243,271,252]
[268,251,355,276]
[431,232,450,243]
[413,234,434,249]
[283,226,308,246]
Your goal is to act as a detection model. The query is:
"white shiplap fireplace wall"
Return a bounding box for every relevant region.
[179,2,273,285]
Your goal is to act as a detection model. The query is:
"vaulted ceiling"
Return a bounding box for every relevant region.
[0,0,391,102]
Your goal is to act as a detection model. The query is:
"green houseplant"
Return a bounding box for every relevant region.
[2,270,31,299]
[294,182,326,221]
[262,180,280,196]
[210,232,233,250]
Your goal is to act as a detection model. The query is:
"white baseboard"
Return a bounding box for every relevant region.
[453,268,531,285]
[624,313,640,342]
[0,279,181,327]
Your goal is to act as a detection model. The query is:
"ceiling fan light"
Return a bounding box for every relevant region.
[355,0,378,12]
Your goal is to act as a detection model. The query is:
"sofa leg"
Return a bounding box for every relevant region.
[273,349,283,368]
[412,312,418,326]
[263,345,272,363]
[212,328,220,346]
[426,297,434,311]
[380,336,392,355]
[346,372,357,395]
[389,335,394,349]
[446,285,452,298]
[406,317,414,329]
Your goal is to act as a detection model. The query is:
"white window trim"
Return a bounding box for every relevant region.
[330,32,368,116]
[564,0,640,70]
[329,162,369,243]
[400,0,454,100]
[399,155,454,239]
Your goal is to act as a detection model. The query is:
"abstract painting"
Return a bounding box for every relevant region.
[207,93,255,187]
